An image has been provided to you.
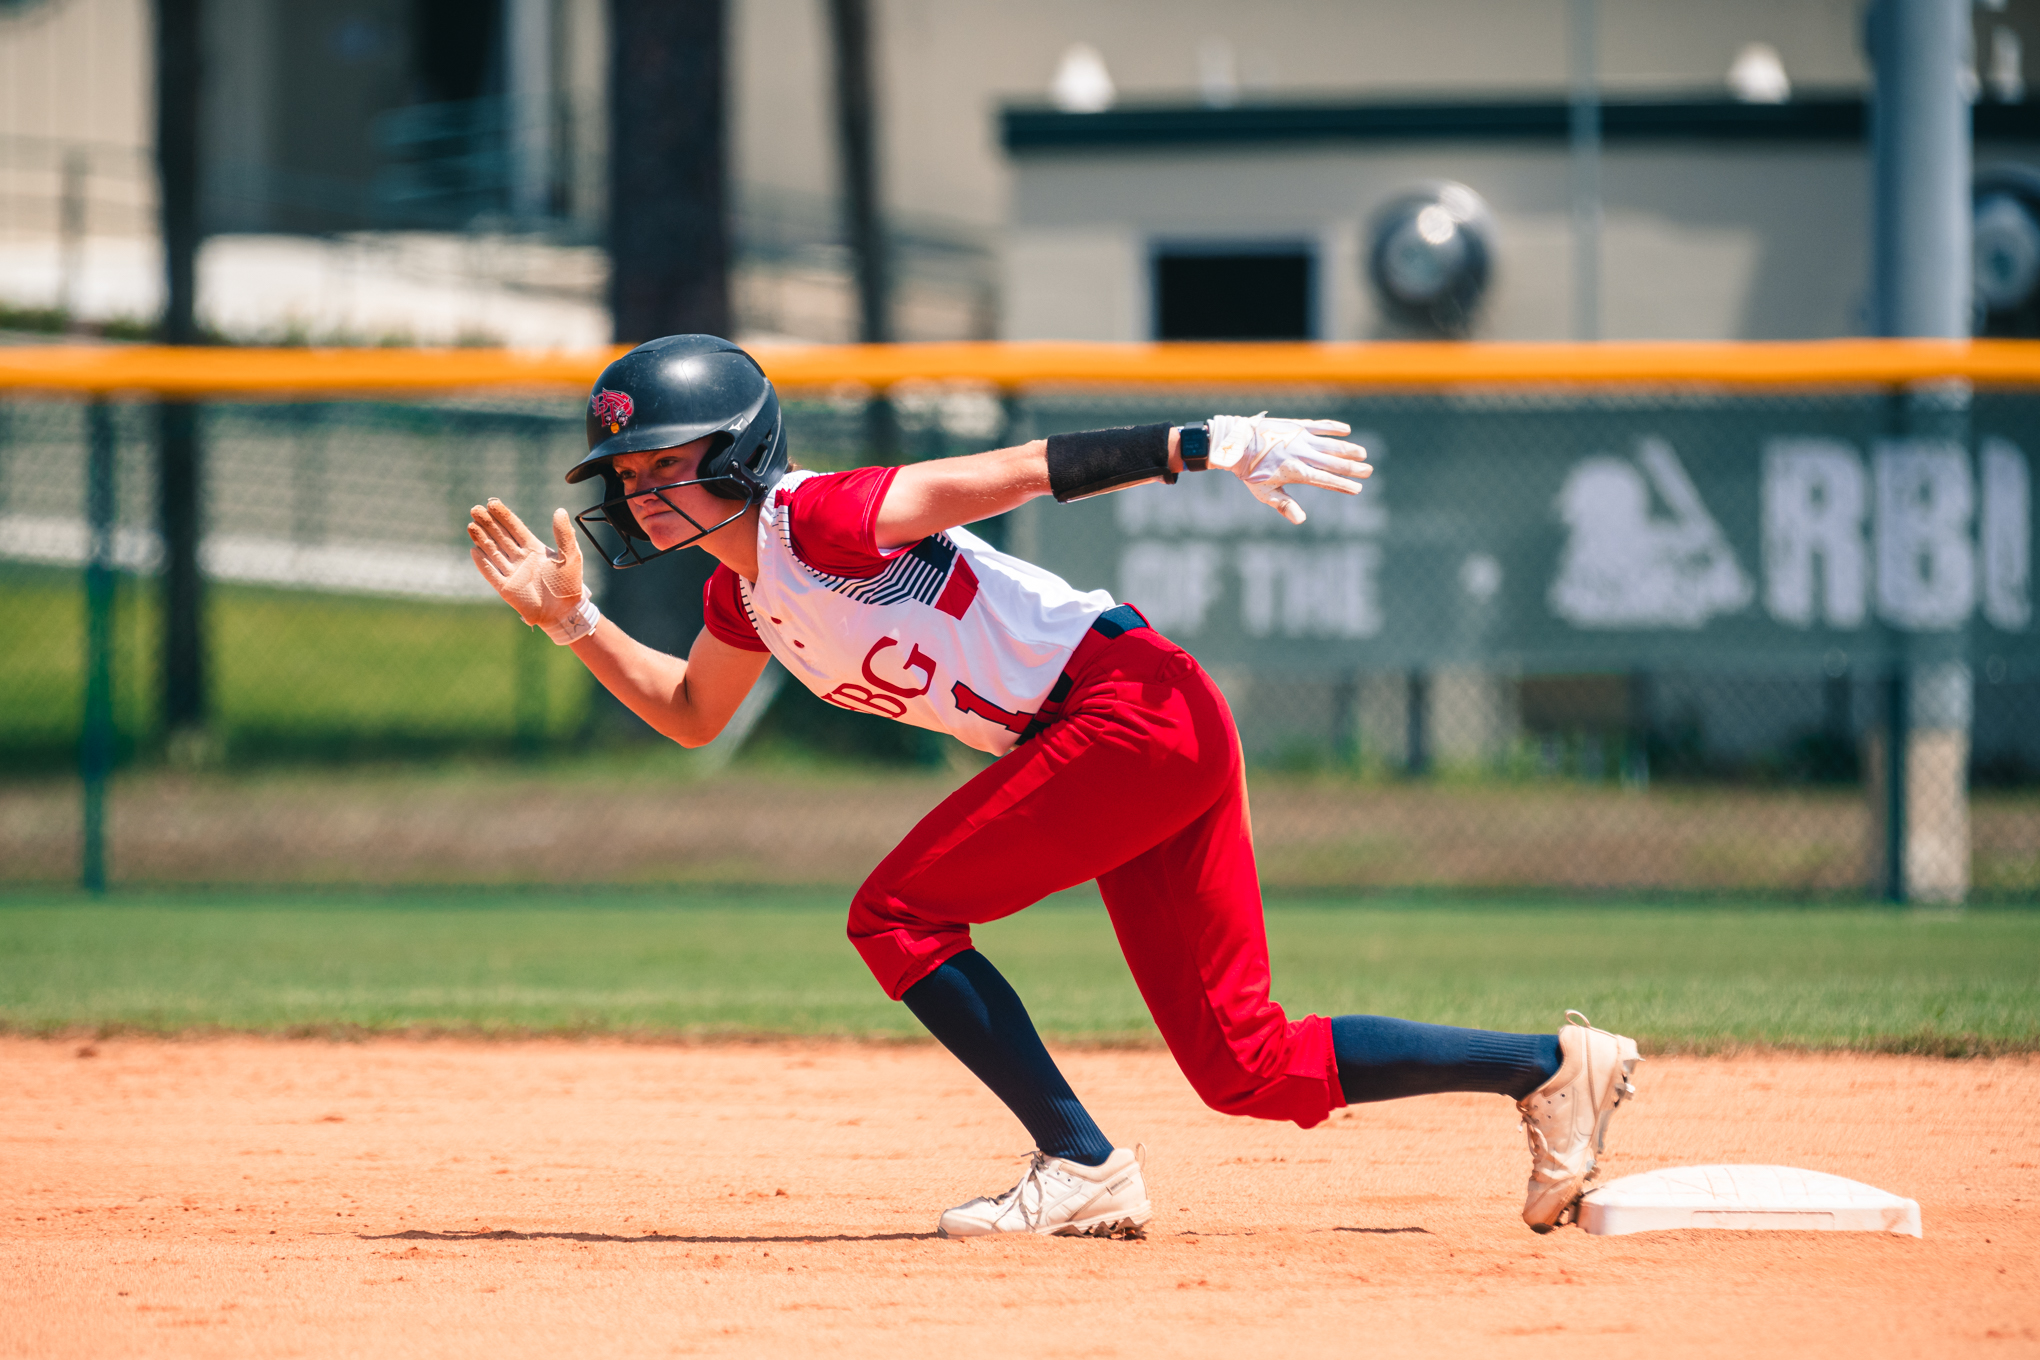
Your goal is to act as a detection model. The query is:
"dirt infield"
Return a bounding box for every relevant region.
[5,1039,2035,1359]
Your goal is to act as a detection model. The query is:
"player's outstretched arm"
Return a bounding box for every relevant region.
[874,415,1370,546]
[466,497,768,747]
[874,438,1058,548]
[570,623,770,748]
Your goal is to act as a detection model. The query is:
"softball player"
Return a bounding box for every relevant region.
[467,335,1640,1239]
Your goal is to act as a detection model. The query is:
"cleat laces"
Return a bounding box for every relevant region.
[970,1150,1056,1232]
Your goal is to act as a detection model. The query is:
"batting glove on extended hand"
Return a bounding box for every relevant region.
[1207,413,1371,525]
[467,499,600,644]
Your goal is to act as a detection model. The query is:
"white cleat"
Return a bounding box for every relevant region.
[937,1145,1152,1240]
[1517,1010,1642,1233]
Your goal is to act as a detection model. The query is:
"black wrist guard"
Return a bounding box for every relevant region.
[1044,422,1175,503]
[1046,423,1174,503]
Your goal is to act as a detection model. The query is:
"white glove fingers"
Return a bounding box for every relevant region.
[466,522,518,578]
[1292,418,1352,436]
[485,498,540,550]
[1255,486,1308,524]
[469,544,511,589]
[537,508,587,603]
[1302,435,1366,458]
[549,507,580,562]
[1289,465,1367,495]
[1297,451,1373,479]
[469,504,526,562]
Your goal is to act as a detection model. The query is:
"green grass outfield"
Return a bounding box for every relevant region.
[0,568,592,767]
[1,890,2034,1054]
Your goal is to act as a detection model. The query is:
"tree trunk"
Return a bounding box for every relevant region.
[595,0,729,738]
[607,0,730,344]
[155,0,201,343]
[827,0,888,345]
[825,0,895,462]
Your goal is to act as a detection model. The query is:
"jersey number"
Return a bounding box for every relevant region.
[950,682,1034,736]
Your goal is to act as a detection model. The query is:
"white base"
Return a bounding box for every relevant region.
[1579,1165,1921,1237]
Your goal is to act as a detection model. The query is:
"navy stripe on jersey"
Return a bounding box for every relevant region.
[791,524,961,608]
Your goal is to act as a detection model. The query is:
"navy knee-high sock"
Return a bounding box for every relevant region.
[1332,1015,1562,1105]
[901,949,1115,1166]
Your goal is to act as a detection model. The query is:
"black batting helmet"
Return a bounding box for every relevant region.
[568,334,791,567]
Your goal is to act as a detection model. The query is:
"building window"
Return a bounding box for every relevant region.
[1153,247,1314,340]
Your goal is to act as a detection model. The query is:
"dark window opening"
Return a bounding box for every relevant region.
[1153,250,1314,340]
[410,0,503,105]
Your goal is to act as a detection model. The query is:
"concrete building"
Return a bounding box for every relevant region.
[1000,98,2040,342]
[7,0,2038,342]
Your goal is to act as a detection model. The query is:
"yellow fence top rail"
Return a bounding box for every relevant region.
[8,339,2040,395]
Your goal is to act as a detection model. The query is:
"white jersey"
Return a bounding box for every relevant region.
[736,469,1114,755]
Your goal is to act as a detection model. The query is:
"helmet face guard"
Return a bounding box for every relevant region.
[567,335,793,569]
[572,444,770,568]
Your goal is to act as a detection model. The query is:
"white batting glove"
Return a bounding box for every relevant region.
[1207,413,1372,525]
[466,499,600,644]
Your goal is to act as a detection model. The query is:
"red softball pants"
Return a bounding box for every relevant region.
[846,623,1341,1130]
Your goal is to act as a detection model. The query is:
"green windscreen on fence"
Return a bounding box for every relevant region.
[1025,391,2034,675]
[1,387,2034,897]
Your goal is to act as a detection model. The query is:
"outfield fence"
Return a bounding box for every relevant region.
[2,343,2036,900]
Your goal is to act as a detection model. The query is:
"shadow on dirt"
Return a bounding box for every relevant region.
[362,1227,942,1245]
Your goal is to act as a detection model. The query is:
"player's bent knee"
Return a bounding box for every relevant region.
[845,886,976,1002]
[1185,1069,1338,1129]
[1195,1084,1266,1119]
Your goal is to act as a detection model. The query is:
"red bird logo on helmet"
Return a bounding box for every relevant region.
[591,388,634,434]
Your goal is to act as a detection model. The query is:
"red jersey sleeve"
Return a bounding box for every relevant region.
[782,465,905,579]
[700,563,769,652]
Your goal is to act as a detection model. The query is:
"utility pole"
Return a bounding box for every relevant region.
[1871,0,1971,342]
[597,0,730,735]
[1867,0,1973,903]
[155,0,207,746]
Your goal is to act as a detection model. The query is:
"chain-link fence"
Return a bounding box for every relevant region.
[3,375,2035,898]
